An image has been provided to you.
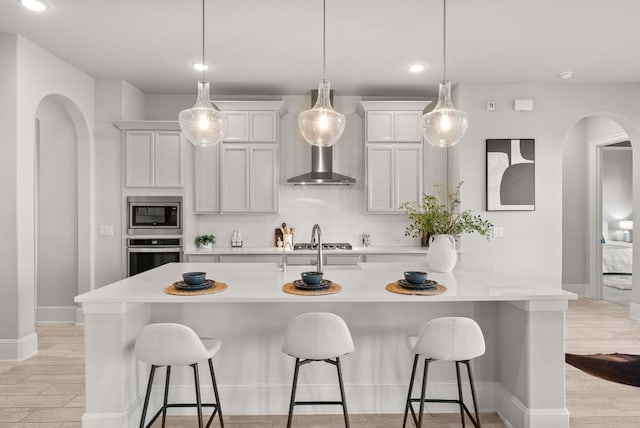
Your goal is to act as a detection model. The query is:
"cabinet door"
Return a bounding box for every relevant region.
[396,144,423,209]
[250,145,278,212]
[395,111,423,142]
[125,131,154,187]
[154,132,183,188]
[250,111,277,142]
[366,145,395,212]
[194,144,219,213]
[223,112,250,141]
[366,111,394,141]
[220,145,250,212]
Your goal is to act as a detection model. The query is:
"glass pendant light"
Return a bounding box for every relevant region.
[423,0,468,148]
[298,0,345,147]
[179,0,226,146]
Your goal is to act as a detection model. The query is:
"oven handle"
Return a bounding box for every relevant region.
[127,247,182,253]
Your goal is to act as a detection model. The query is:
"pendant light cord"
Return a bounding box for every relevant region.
[202,0,206,82]
[442,0,447,83]
[322,0,326,81]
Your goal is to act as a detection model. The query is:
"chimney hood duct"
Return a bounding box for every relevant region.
[287,146,356,185]
[287,90,356,185]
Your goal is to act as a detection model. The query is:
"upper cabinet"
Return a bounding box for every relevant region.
[365,110,423,142]
[223,111,278,142]
[117,122,184,188]
[359,100,431,213]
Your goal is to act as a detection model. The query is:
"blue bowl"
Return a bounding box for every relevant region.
[404,271,427,284]
[300,271,323,285]
[182,272,207,285]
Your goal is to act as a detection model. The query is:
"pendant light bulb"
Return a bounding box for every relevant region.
[423,81,468,148]
[178,0,227,146]
[179,80,226,146]
[423,0,468,148]
[299,79,346,147]
[298,0,345,147]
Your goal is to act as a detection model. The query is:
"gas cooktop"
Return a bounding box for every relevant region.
[293,242,353,250]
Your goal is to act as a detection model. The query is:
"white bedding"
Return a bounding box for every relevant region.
[603,241,633,274]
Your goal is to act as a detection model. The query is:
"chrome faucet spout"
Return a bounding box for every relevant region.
[311,224,323,273]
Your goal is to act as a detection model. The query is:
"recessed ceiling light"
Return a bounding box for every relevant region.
[18,0,49,12]
[559,70,575,80]
[408,64,425,73]
[192,62,209,71]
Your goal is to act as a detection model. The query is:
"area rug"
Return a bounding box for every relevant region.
[603,274,632,290]
[565,353,640,387]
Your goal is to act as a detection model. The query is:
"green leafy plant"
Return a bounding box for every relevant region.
[400,182,493,242]
[196,234,215,247]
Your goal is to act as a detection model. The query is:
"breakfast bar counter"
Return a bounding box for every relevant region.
[75,262,576,428]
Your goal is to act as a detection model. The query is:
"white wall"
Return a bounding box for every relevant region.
[451,83,640,287]
[602,148,633,240]
[562,119,588,285]
[36,97,78,314]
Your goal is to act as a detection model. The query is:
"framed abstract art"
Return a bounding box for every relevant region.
[486,139,535,211]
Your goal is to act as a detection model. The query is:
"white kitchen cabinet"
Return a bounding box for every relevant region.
[366,143,423,213]
[124,129,183,188]
[366,111,423,142]
[194,144,219,213]
[222,111,277,142]
[220,144,278,213]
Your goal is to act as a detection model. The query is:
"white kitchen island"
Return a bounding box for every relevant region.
[75,262,576,428]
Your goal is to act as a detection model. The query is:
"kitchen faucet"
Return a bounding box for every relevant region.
[280,241,292,272]
[311,224,323,273]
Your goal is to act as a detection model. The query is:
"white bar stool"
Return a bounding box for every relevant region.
[134,323,224,428]
[282,312,355,428]
[403,317,485,428]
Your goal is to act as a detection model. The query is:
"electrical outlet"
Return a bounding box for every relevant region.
[98,225,114,236]
[492,226,504,238]
[486,100,496,111]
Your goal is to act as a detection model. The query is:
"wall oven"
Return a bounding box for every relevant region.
[127,196,182,235]
[127,238,182,276]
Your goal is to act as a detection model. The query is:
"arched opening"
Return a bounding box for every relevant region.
[34,94,91,322]
[562,114,634,306]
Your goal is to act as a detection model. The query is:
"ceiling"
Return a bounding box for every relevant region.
[2,0,640,96]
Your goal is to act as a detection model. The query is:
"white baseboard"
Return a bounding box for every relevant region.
[36,306,79,323]
[0,332,38,361]
[495,383,569,428]
[562,283,589,296]
[81,381,567,428]
[629,302,640,321]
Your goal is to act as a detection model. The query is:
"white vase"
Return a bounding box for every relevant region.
[426,234,458,272]
[200,242,212,250]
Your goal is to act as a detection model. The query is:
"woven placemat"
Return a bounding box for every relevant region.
[282,281,342,296]
[164,281,228,296]
[385,281,447,296]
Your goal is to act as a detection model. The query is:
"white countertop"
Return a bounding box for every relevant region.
[183,246,428,255]
[76,262,576,304]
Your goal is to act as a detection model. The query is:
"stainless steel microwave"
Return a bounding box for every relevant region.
[127,196,182,235]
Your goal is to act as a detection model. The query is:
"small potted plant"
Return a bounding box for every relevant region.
[400,182,492,271]
[196,234,215,249]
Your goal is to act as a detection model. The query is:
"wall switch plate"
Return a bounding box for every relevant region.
[486,100,496,111]
[513,98,534,111]
[492,227,504,238]
[98,225,114,236]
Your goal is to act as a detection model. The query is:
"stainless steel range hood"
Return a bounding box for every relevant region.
[287,89,356,185]
[287,146,356,185]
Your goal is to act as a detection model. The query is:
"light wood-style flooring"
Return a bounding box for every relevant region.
[0,299,639,427]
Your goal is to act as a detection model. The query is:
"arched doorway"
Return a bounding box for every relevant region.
[34,94,91,322]
[562,115,634,305]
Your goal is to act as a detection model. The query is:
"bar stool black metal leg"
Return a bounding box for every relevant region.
[417,358,430,428]
[456,361,466,428]
[403,354,419,428]
[139,365,156,428]
[465,361,481,428]
[207,358,224,428]
[335,357,350,428]
[192,363,203,428]
[161,366,171,427]
[287,358,301,428]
